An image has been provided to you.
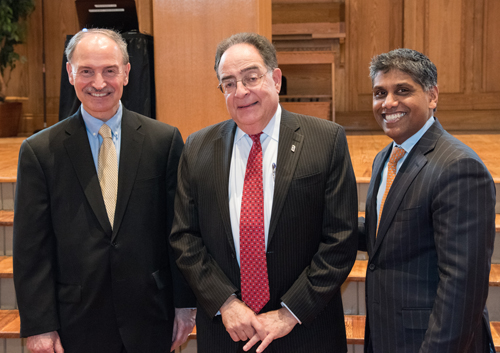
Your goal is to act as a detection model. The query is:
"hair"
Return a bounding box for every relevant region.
[369,48,437,91]
[65,28,129,65]
[214,32,278,80]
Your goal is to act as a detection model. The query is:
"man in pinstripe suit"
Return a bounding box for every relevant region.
[359,48,496,353]
[170,33,358,353]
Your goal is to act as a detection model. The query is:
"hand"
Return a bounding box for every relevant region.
[220,296,266,343]
[170,308,197,352]
[26,331,64,353]
[244,308,298,352]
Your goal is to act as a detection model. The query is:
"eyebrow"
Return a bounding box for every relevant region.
[220,65,261,81]
[77,65,120,70]
[372,82,413,90]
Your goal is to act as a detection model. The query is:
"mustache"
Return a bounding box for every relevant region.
[83,87,114,94]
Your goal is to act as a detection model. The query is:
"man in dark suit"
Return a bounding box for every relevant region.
[13,28,196,353]
[359,48,496,353]
[169,32,358,353]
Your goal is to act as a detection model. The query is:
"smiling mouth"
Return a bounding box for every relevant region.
[89,92,111,98]
[383,112,406,123]
[238,101,258,109]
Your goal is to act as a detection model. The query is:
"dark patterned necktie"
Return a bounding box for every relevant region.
[240,133,270,313]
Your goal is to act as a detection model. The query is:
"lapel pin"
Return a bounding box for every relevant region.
[291,145,296,153]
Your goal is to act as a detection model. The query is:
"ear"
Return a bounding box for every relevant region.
[123,63,131,86]
[428,85,439,110]
[66,62,75,85]
[272,68,282,94]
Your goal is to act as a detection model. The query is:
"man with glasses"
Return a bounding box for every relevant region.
[170,32,358,353]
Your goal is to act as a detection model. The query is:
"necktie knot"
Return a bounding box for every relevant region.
[249,132,263,145]
[389,146,406,165]
[99,124,112,139]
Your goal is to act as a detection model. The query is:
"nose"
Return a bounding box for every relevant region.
[234,80,249,97]
[382,93,398,109]
[92,73,107,90]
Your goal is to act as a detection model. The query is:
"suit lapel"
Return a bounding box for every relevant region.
[111,108,145,241]
[213,121,238,250]
[373,120,444,254]
[268,110,304,245]
[64,111,112,234]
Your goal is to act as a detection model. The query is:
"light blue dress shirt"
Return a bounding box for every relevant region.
[80,102,123,173]
[376,116,435,219]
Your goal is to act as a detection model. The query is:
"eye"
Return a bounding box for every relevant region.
[223,81,235,89]
[373,90,386,98]
[104,68,119,77]
[397,87,410,94]
[79,69,93,77]
[245,74,259,83]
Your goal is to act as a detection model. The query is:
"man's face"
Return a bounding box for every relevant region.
[66,34,130,121]
[372,69,438,144]
[218,43,282,135]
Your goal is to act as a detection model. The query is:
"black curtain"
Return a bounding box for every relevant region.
[59,32,156,120]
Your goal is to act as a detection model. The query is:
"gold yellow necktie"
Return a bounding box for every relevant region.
[98,124,118,228]
[377,146,406,234]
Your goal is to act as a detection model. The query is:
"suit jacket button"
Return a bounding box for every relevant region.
[111,242,117,247]
[368,264,375,271]
[231,253,235,259]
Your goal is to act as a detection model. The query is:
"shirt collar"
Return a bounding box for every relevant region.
[396,116,435,153]
[234,104,282,143]
[81,101,123,138]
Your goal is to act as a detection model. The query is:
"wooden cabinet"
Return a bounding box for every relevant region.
[338,0,500,131]
[272,0,345,121]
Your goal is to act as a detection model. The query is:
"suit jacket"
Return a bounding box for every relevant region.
[170,109,358,353]
[359,119,496,353]
[13,108,195,353]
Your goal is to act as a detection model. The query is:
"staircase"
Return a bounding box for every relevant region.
[0,135,499,353]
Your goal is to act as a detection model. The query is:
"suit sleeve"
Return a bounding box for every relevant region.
[13,140,60,337]
[170,135,239,317]
[280,127,359,324]
[165,128,197,308]
[420,157,495,352]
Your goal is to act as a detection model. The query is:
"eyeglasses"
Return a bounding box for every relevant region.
[217,72,268,94]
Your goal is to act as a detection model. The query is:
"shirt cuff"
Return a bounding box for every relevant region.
[281,302,302,324]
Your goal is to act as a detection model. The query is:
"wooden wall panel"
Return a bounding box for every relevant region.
[403,0,500,112]
[280,64,331,96]
[427,0,463,93]
[42,0,79,128]
[272,2,343,24]
[153,0,272,139]
[345,0,403,111]
[483,0,500,92]
[135,0,153,35]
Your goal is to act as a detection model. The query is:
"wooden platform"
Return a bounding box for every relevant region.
[346,132,500,184]
[0,311,21,338]
[1,134,500,185]
[0,138,24,183]
[0,210,14,226]
[186,315,500,350]
[0,309,497,351]
[349,260,500,287]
